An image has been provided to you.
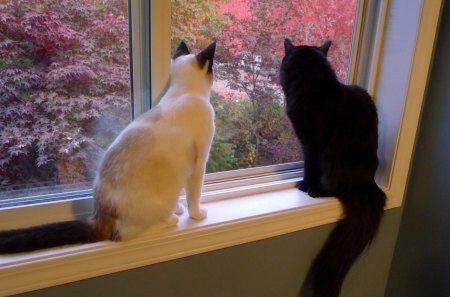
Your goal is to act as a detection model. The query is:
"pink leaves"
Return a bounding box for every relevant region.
[0,1,131,189]
[218,0,357,82]
[21,9,80,53]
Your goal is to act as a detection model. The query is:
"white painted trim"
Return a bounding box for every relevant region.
[367,0,389,96]
[0,186,400,296]
[386,0,443,206]
[150,0,171,105]
[389,0,444,206]
[347,0,367,83]
[130,0,151,116]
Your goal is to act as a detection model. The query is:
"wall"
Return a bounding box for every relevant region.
[385,1,450,296]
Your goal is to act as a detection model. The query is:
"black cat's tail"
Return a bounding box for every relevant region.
[299,182,386,297]
[0,219,108,254]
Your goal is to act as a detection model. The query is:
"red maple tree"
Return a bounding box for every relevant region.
[0,0,131,196]
[0,0,357,196]
[181,0,357,170]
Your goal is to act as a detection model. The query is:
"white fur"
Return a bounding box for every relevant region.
[93,53,215,240]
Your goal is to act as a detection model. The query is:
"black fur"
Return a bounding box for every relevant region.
[173,41,190,59]
[173,41,216,73]
[280,39,386,297]
[196,41,216,73]
[0,219,102,253]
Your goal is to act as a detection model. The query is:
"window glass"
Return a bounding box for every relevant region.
[0,0,131,201]
[171,0,357,173]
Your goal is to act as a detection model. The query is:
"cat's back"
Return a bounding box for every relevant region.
[331,84,379,152]
[96,98,199,176]
[342,84,377,122]
[159,92,215,137]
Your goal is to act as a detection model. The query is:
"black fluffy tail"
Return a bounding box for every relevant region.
[0,219,104,254]
[299,182,386,297]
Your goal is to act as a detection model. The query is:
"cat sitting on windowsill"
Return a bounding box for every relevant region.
[0,41,217,254]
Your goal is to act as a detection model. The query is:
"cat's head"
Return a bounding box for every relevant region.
[171,41,217,89]
[280,38,332,89]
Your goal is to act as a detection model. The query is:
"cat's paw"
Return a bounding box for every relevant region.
[166,214,179,226]
[307,188,321,198]
[307,187,332,198]
[296,180,309,192]
[174,202,184,215]
[189,207,207,220]
[151,214,179,230]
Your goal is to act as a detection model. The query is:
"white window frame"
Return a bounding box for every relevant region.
[0,0,443,295]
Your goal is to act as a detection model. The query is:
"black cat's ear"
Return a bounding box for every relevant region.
[319,40,332,56]
[196,41,216,73]
[284,38,294,54]
[173,41,190,59]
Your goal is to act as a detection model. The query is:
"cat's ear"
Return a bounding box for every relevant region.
[173,41,190,60]
[284,38,294,54]
[196,41,216,73]
[319,40,332,56]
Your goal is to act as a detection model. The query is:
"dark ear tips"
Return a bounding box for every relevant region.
[173,41,190,59]
[196,41,217,73]
[284,38,294,53]
[320,40,332,56]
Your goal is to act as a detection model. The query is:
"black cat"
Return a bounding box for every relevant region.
[280,38,386,297]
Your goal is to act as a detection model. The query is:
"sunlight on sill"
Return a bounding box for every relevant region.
[0,185,332,265]
[0,182,397,296]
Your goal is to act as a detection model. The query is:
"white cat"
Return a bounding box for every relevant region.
[0,41,216,253]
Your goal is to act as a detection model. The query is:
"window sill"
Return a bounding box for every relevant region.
[0,181,398,296]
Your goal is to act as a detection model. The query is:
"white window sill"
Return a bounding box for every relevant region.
[0,180,397,296]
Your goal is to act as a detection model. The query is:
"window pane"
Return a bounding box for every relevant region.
[171,0,357,173]
[0,0,131,201]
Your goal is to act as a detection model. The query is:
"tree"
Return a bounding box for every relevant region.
[0,0,358,192]
[213,0,299,168]
[0,0,130,195]
[213,0,356,168]
[171,0,227,52]
[171,0,356,172]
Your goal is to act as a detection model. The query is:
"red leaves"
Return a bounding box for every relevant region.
[0,1,131,191]
[173,0,356,170]
[21,8,80,54]
[217,0,356,82]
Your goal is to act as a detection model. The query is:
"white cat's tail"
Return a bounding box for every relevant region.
[0,218,111,254]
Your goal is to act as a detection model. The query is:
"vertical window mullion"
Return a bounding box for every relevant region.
[347,0,368,84]
[150,1,171,107]
[350,0,390,91]
[130,0,151,117]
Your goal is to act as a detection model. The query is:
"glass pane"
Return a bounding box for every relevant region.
[171,0,357,173]
[0,0,131,201]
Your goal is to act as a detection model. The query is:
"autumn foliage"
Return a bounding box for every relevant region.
[172,0,356,171]
[0,0,130,196]
[0,0,356,197]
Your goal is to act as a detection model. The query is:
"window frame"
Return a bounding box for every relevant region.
[0,0,443,295]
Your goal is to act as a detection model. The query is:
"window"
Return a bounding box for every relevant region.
[171,0,358,173]
[0,0,359,205]
[0,0,132,205]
